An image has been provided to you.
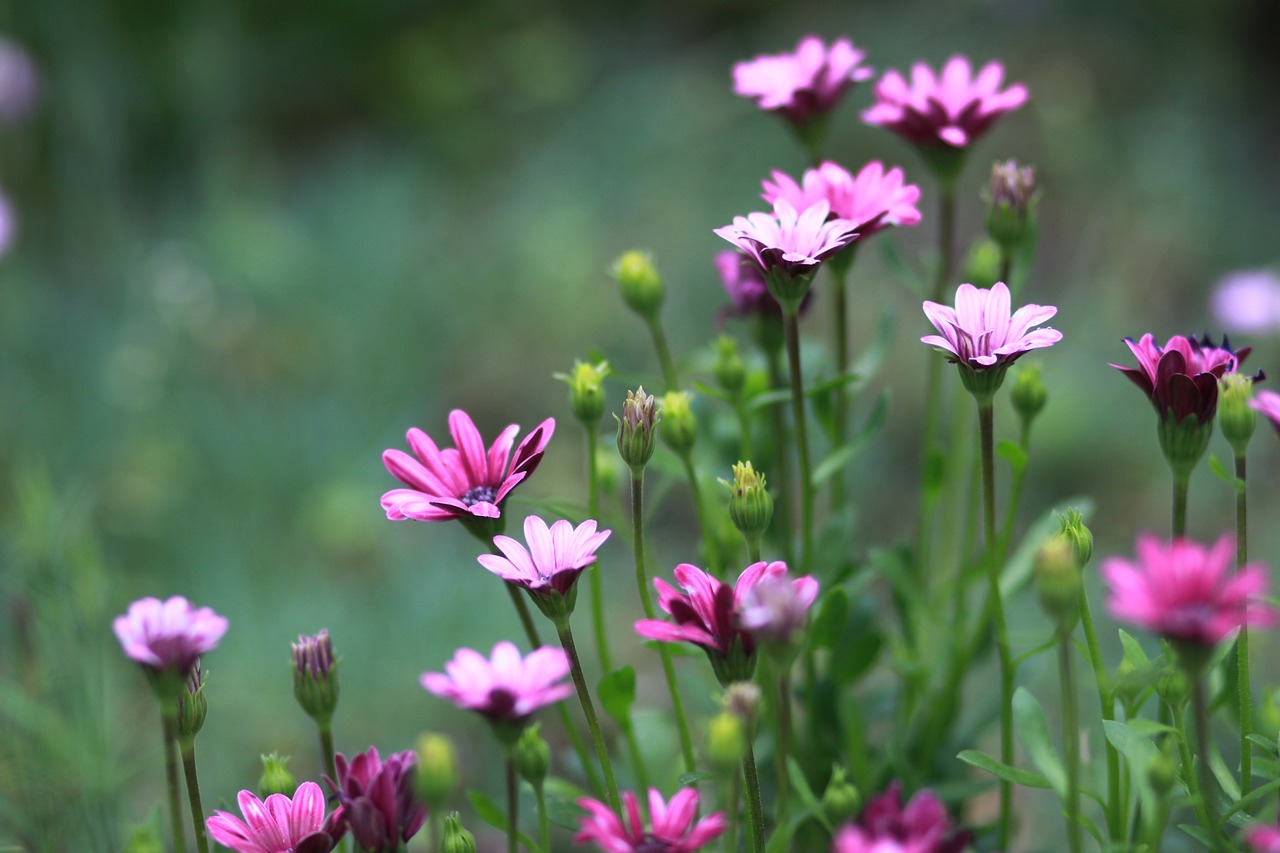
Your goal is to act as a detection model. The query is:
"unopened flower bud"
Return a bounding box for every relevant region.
[1011,364,1047,426]
[1156,663,1188,709]
[616,387,659,472]
[1219,372,1258,457]
[612,250,664,320]
[821,766,860,824]
[722,461,773,544]
[122,821,164,853]
[416,732,459,809]
[258,753,297,798]
[1057,508,1093,567]
[963,238,1002,290]
[441,812,477,853]
[515,723,551,786]
[556,359,611,427]
[722,681,762,724]
[1114,656,1145,708]
[1147,751,1177,794]
[986,160,1037,252]
[1035,536,1082,627]
[660,391,698,455]
[177,660,208,740]
[705,711,747,772]
[292,630,339,725]
[714,336,746,396]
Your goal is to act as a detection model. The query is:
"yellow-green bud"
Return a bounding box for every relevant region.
[556,359,611,426]
[1156,664,1188,709]
[258,753,297,798]
[515,723,550,786]
[1057,508,1093,566]
[1219,373,1257,457]
[705,711,747,772]
[177,662,208,740]
[441,812,477,853]
[611,250,665,319]
[1035,536,1082,627]
[722,681,762,724]
[821,766,860,824]
[721,461,773,543]
[659,391,697,455]
[1114,656,1145,707]
[616,387,660,472]
[1011,364,1047,425]
[1147,751,1177,794]
[963,238,1002,290]
[416,732,459,808]
[714,336,746,396]
[986,160,1037,252]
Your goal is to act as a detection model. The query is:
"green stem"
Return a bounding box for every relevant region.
[1078,589,1123,843]
[556,621,620,813]
[725,771,740,853]
[161,707,188,853]
[506,757,518,853]
[534,781,549,853]
[775,670,793,831]
[1191,676,1225,850]
[998,250,1013,289]
[1058,633,1082,853]
[679,451,720,576]
[1236,452,1253,796]
[1172,474,1189,539]
[646,316,680,393]
[765,350,795,566]
[829,262,850,512]
[1175,704,1213,842]
[179,739,209,853]
[428,812,443,853]
[745,537,761,565]
[631,472,696,772]
[318,723,337,788]
[782,307,815,569]
[742,741,765,853]
[735,400,754,462]
[585,424,613,674]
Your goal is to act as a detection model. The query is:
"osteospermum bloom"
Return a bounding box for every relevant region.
[381,409,554,526]
[576,787,727,853]
[1251,389,1280,436]
[478,515,611,621]
[1109,333,1248,425]
[862,55,1027,150]
[421,641,572,722]
[1101,534,1274,647]
[113,596,228,677]
[327,748,426,853]
[856,782,971,853]
[1247,822,1280,853]
[206,782,342,853]
[715,251,813,321]
[762,161,922,238]
[733,36,873,126]
[635,561,817,684]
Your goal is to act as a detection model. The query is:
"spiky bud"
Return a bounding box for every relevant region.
[515,723,551,786]
[1058,508,1094,567]
[611,250,665,320]
[722,461,774,544]
[556,359,611,427]
[292,630,339,725]
[441,812,477,853]
[1219,372,1257,457]
[258,753,297,798]
[615,387,660,473]
[986,160,1037,252]
[822,765,861,824]
[705,711,747,773]
[660,391,697,455]
[416,733,459,809]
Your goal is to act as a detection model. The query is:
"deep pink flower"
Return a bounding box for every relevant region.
[327,748,426,853]
[576,787,726,853]
[206,782,341,853]
[832,827,920,853]
[714,199,859,287]
[762,161,922,238]
[421,641,572,722]
[381,410,554,523]
[635,561,817,684]
[862,56,1027,149]
[479,514,611,597]
[1101,534,1274,646]
[739,573,821,645]
[733,36,873,126]
[1250,389,1280,436]
[856,782,970,853]
[113,596,228,676]
[1109,333,1249,424]
[921,282,1060,388]
[1247,823,1280,853]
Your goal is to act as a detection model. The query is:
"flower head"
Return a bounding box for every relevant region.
[852,782,971,853]
[113,596,228,677]
[1102,534,1274,647]
[1247,823,1280,853]
[478,515,611,622]
[576,787,727,853]
[1109,333,1249,425]
[1213,269,1280,335]
[761,161,922,238]
[740,573,819,646]
[1251,389,1280,437]
[381,410,554,527]
[206,782,342,853]
[862,56,1027,150]
[616,387,660,472]
[421,641,572,723]
[733,36,873,126]
[327,747,426,853]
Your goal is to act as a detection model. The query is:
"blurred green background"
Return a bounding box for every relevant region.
[4,0,1280,849]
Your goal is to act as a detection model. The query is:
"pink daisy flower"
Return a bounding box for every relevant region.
[856,782,971,853]
[862,55,1027,149]
[733,36,873,126]
[479,514,611,599]
[714,199,859,293]
[381,409,554,524]
[1101,534,1274,646]
[421,641,572,722]
[113,596,228,676]
[1250,388,1280,436]
[205,782,342,853]
[326,748,426,853]
[576,787,726,853]
[1109,333,1249,425]
[1247,824,1280,853]
[762,161,922,238]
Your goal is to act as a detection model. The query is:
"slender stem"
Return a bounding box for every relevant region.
[1191,676,1224,850]
[506,757,518,853]
[1175,703,1213,841]
[735,400,754,461]
[998,251,1013,289]
[534,781,549,853]
[742,741,766,853]
[782,307,815,569]
[557,622,620,813]
[829,262,850,512]
[428,812,443,853]
[745,538,761,565]
[765,350,795,566]
[725,772,740,853]
[585,425,613,674]
[161,707,187,853]
[775,670,793,831]
[1236,452,1253,796]
[179,739,209,853]
[646,317,680,393]
[631,473,697,772]
[1172,474,1189,539]
[318,723,337,787]
[679,452,720,576]
[1078,589,1123,843]
[1058,633,1082,853]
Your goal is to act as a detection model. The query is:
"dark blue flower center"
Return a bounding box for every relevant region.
[635,838,670,853]
[461,485,498,506]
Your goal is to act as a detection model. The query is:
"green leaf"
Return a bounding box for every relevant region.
[746,372,862,414]
[1013,636,1059,667]
[1177,824,1215,847]
[1124,719,1177,737]
[597,666,635,727]
[1247,733,1278,755]
[1208,453,1246,494]
[957,749,1053,789]
[996,440,1028,476]
[1013,688,1067,796]
[1222,776,1280,822]
[692,380,732,403]
[1102,718,1165,832]
[810,588,850,650]
[1118,629,1152,670]
[545,794,584,831]
[468,790,538,851]
[787,757,833,831]
[677,771,716,786]
[879,236,926,294]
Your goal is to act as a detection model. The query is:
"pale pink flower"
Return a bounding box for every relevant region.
[832,827,918,853]
[733,36,873,126]
[1250,389,1280,436]
[921,281,1060,370]
[863,56,1027,149]
[740,573,821,644]
[1102,534,1274,646]
[762,161,922,238]
[381,410,554,523]
[713,199,859,284]
[576,787,726,853]
[478,515,611,596]
[113,596,228,676]
[1212,269,1280,335]
[1247,823,1280,853]
[1109,333,1248,425]
[326,748,426,853]
[206,782,341,853]
[421,641,572,721]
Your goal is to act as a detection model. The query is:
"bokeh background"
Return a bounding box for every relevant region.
[4,0,1280,849]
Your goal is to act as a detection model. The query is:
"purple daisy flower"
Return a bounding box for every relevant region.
[113,596,228,677]
[733,36,873,127]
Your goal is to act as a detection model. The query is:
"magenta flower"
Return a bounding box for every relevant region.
[421,641,572,722]
[478,515,611,619]
[1109,333,1249,425]
[762,161,922,238]
[381,409,554,525]
[1101,534,1274,647]
[113,596,228,677]
[832,828,917,853]
[206,782,342,853]
[576,787,726,853]
[739,573,821,646]
[1247,823,1280,853]
[715,251,816,322]
[1250,389,1280,436]
[862,55,1027,150]
[327,748,426,853]
[856,782,971,853]
[635,561,817,684]
[733,36,873,126]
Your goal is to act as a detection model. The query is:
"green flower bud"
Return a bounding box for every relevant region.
[555,359,611,427]
[416,732,459,809]
[705,711,747,773]
[659,391,697,455]
[821,766,860,824]
[1035,535,1082,627]
[1219,372,1257,457]
[441,812,477,853]
[1113,657,1145,707]
[292,630,339,725]
[177,661,208,740]
[986,160,1037,253]
[1147,751,1177,794]
[515,723,551,786]
[713,336,746,396]
[1156,663,1188,709]
[1057,508,1094,567]
[616,387,660,473]
[611,250,664,320]
[258,753,297,798]
[1010,364,1048,426]
[963,238,1002,290]
[721,461,774,544]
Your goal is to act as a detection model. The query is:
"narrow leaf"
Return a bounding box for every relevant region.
[597,667,636,727]
[957,749,1053,789]
[1013,687,1067,796]
[997,440,1028,476]
[810,588,850,650]
[468,790,539,851]
[1208,453,1246,494]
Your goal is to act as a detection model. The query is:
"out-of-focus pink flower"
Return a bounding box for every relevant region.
[762,161,922,238]
[113,596,228,676]
[853,782,971,853]
[0,190,14,258]
[0,37,38,123]
[1212,269,1280,335]
[863,56,1027,149]
[382,410,554,524]
[921,281,1060,375]
[478,515,610,608]
[832,827,918,853]
[576,787,726,853]
[206,782,342,853]
[1251,389,1280,437]
[733,36,873,126]
[1109,333,1248,425]
[421,641,572,722]
[716,251,814,320]
[1247,823,1280,853]
[739,573,821,645]
[1102,534,1274,646]
[327,748,426,853]
[714,199,859,287]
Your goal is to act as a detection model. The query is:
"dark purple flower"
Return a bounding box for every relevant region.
[857,782,971,853]
[327,748,426,853]
[1109,333,1249,424]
